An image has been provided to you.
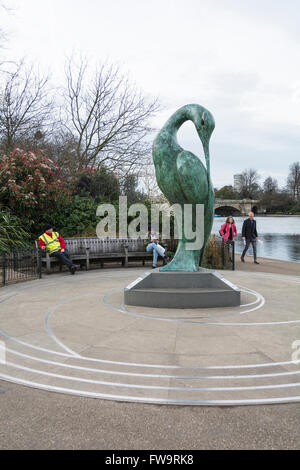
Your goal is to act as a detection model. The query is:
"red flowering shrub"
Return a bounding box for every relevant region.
[0,149,72,232]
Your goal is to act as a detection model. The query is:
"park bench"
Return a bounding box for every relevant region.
[35,237,166,274]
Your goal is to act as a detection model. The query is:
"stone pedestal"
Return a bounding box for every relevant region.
[124,270,240,309]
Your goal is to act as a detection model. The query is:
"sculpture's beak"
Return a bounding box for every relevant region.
[202,141,210,176]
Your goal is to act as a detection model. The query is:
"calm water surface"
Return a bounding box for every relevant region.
[212,216,300,263]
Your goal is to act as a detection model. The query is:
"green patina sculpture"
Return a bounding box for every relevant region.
[152,104,215,272]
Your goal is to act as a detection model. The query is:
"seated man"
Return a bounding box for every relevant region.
[146,230,169,269]
[38,224,77,274]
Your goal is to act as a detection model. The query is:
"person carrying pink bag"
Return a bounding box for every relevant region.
[219,216,237,244]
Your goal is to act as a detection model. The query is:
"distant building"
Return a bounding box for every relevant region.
[233,174,243,192]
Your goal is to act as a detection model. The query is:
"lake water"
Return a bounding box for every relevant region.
[212,216,300,263]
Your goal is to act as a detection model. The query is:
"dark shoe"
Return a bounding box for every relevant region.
[152,265,156,269]
[254,261,260,265]
[70,265,77,275]
[241,257,245,263]
[163,255,169,266]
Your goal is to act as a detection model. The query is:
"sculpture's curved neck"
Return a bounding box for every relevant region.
[163,105,195,136]
[161,105,211,179]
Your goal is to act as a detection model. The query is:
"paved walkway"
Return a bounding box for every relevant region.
[0,261,299,449]
[235,254,300,276]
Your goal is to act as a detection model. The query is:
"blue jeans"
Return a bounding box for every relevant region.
[146,242,165,267]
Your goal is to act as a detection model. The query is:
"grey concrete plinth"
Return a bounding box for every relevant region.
[124,271,241,309]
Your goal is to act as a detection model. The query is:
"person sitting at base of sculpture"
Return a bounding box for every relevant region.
[146,229,169,269]
[38,224,77,274]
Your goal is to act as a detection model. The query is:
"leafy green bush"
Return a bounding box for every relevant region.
[0,210,31,252]
[290,201,300,214]
[166,250,175,260]
[56,196,100,237]
[74,167,120,202]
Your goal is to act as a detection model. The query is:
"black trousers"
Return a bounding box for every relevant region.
[53,249,75,269]
[241,239,257,261]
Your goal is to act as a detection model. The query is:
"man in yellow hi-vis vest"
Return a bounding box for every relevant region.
[38,224,76,274]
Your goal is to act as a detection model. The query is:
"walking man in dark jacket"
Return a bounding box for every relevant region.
[241,212,260,264]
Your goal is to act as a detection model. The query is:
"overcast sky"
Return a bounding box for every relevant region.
[2,0,300,188]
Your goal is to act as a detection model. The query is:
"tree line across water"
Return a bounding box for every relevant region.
[214,167,300,214]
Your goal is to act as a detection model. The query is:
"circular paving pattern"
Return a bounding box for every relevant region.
[0,268,300,405]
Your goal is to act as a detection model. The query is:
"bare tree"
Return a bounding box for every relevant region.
[0,61,54,151]
[263,176,278,193]
[238,168,261,199]
[287,162,300,200]
[62,57,159,175]
[41,129,80,178]
[139,157,165,202]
